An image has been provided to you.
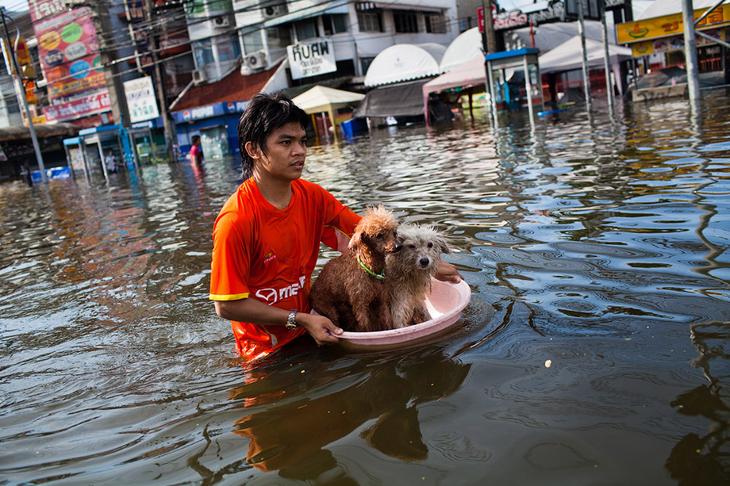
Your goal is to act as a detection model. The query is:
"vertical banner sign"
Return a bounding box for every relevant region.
[287,39,336,80]
[123,77,160,123]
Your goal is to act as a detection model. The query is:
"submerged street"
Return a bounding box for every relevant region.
[1,95,730,483]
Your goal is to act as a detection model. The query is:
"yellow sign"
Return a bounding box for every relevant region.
[617,4,730,44]
[629,28,727,57]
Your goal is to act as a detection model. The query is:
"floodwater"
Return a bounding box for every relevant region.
[1,93,730,485]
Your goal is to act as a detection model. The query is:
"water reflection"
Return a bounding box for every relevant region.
[666,321,730,485]
[229,348,470,481]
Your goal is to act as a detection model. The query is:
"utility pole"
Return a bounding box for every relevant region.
[88,2,129,126]
[144,0,176,162]
[681,0,701,110]
[600,0,614,113]
[483,0,497,54]
[1,7,46,183]
[577,0,593,112]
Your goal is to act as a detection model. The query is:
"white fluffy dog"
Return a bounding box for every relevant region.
[386,224,450,328]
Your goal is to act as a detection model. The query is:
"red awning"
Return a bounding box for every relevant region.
[170,64,280,111]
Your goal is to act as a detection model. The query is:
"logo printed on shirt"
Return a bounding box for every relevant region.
[263,251,277,265]
[255,275,307,305]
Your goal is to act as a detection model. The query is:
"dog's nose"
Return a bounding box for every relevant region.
[419,257,430,267]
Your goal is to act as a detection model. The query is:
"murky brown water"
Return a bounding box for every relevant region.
[1,94,730,485]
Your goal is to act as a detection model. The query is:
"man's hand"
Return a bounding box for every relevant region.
[434,261,461,283]
[298,313,343,345]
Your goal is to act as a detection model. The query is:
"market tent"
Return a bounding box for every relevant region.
[292,85,364,114]
[354,79,430,118]
[440,28,482,73]
[505,20,606,52]
[422,58,486,122]
[364,43,446,87]
[292,85,365,141]
[539,35,632,74]
[637,0,716,19]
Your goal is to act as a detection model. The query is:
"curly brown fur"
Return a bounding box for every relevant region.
[386,224,450,328]
[310,206,399,332]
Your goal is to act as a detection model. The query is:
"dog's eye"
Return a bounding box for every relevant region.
[408,244,416,250]
[427,242,433,248]
[376,232,383,239]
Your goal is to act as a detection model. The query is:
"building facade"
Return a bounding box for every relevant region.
[170,0,459,158]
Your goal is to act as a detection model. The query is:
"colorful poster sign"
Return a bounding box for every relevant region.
[43,89,111,122]
[617,4,730,44]
[123,77,160,123]
[287,39,336,80]
[33,7,106,99]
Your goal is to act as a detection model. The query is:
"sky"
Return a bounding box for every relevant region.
[0,0,28,14]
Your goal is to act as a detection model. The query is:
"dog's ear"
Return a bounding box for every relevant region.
[349,230,372,250]
[348,230,362,250]
[435,235,450,254]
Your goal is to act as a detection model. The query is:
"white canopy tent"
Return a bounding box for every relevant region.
[423,57,486,124]
[292,86,365,142]
[439,28,483,73]
[292,85,365,114]
[364,43,446,87]
[539,36,632,74]
[637,0,717,19]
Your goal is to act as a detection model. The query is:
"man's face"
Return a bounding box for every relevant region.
[252,122,307,181]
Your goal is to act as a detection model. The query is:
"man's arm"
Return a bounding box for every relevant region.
[214,298,343,345]
[435,261,461,283]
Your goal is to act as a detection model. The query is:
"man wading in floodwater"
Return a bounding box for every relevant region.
[209,93,460,362]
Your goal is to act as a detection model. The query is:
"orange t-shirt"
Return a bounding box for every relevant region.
[209,178,360,362]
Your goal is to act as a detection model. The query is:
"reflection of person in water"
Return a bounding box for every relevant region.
[665,323,728,485]
[230,350,471,481]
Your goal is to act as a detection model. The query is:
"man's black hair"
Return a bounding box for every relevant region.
[238,92,308,179]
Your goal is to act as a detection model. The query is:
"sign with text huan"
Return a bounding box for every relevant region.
[287,39,336,80]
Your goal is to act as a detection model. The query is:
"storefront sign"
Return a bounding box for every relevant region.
[287,39,336,80]
[172,100,251,124]
[28,0,67,23]
[493,1,566,31]
[124,77,159,123]
[630,28,727,57]
[33,7,105,99]
[43,89,111,122]
[617,4,730,44]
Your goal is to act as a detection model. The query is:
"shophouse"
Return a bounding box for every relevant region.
[171,0,459,157]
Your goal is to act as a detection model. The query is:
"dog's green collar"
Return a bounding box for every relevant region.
[357,256,385,280]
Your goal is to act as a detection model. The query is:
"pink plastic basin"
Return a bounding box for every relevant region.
[336,278,471,351]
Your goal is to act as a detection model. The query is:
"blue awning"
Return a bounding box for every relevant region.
[485,48,540,62]
[63,137,81,146]
[78,124,122,136]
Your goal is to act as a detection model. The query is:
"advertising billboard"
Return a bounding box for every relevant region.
[34,7,106,99]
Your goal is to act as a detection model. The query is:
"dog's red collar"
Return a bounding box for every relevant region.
[357,255,385,281]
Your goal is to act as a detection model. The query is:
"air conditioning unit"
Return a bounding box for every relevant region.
[241,51,267,75]
[262,5,286,19]
[212,16,231,28]
[192,69,207,84]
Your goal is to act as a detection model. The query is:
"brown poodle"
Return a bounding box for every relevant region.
[386,224,450,328]
[310,206,399,332]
